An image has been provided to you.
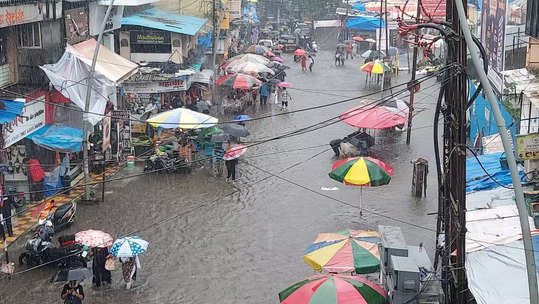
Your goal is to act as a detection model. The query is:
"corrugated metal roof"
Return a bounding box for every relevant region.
[122,8,207,36]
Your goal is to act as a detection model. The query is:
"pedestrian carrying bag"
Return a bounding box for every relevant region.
[105,256,117,271]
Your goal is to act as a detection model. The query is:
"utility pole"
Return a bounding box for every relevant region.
[82,0,115,201]
[378,0,383,59]
[211,0,217,106]
[346,0,350,41]
[384,0,388,55]
[455,0,539,302]
[406,0,421,145]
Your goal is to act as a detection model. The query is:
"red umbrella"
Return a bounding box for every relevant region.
[353,36,364,42]
[223,144,247,160]
[277,82,291,88]
[216,73,262,89]
[294,49,306,56]
[75,230,113,248]
[341,99,409,129]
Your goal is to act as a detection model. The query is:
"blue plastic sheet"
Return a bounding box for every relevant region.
[352,2,366,11]
[0,99,25,124]
[122,8,207,36]
[346,16,384,30]
[27,125,83,152]
[466,152,524,193]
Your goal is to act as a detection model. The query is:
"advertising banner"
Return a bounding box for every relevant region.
[228,0,242,20]
[102,113,111,151]
[481,0,507,96]
[3,97,46,148]
[516,133,539,160]
[122,78,191,93]
[130,31,171,45]
[0,3,46,28]
[89,3,124,36]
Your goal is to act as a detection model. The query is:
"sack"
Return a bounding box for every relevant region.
[105,256,117,271]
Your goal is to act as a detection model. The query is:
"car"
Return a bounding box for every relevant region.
[258,39,274,48]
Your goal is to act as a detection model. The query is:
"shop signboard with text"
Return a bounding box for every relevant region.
[130,31,171,45]
[3,97,46,148]
[481,0,507,96]
[122,78,192,93]
[0,3,46,28]
[517,133,539,160]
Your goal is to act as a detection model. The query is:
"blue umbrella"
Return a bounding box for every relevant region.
[234,115,252,122]
[110,236,148,258]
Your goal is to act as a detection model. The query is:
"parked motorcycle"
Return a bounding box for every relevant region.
[144,153,191,174]
[38,202,76,233]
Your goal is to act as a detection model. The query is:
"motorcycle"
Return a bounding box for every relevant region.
[144,153,191,174]
[38,202,76,233]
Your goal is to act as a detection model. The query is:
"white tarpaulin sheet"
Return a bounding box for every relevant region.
[466,187,516,211]
[41,40,137,125]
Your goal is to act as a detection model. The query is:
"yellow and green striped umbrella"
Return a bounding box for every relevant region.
[329,157,393,186]
[146,108,218,130]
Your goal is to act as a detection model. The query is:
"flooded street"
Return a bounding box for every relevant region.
[1,50,442,304]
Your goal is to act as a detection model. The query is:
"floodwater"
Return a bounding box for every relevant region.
[1,50,443,304]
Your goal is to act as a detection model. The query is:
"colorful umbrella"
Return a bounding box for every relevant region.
[224,53,270,66]
[277,82,292,88]
[279,274,387,304]
[294,49,306,56]
[216,73,262,89]
[234,115,252,122]
[247,44,267,55]
[272,56,284,63]
[304,230,381,274]
[75,230,113,248]
[341,99,409,129]
[329,157,394,213]
[353,36,364,42]
[147,108,218,129]
[361,61,391,74]
[226,61,275,76]
[110,236,148,258]
[223,144,247,160]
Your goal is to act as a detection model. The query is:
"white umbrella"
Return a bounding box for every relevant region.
[110,236,148,258]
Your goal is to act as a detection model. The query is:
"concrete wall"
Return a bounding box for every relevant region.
[18,20,64,86]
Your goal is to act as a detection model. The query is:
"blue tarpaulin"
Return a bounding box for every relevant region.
[27,125,83,152]
[198,31,212,50]
[466,152,524,193]
[469,79,516,145]
[0,99,25,124]
[346,16,384,30]
[122,9,207,36]
[352,2,366,11]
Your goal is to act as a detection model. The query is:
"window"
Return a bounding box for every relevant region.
[19,23,41,48]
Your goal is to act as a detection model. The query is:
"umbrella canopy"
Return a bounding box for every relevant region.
[272,56,284,63]
[234,115,252,122]
[55,267,92,282]
[75,230,113,248]
[279,274,387,304]
[304,230,381,274]
[277,82,292,88]
[247,44,267,55]
[147,108,218,129]
[329,157,393,186]
[216,73,262,89]
[223,123,250,137]
[225,53,270,66]
[110,236,148,258]
[364,38,376,43]
[211,133,230,142]
[353,36,364,42]
[361,50,384,58]
[294,49,306,56]
[341,99,409,129]
[361,61,391,74]
[226,61,275,76]
[223,144,247,160]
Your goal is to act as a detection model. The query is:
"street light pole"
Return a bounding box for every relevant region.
[82,0,115,201]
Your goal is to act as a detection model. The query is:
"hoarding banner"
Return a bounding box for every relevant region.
[0,3,46,28]
[3,97,46,148]
[481,0,507,96]
[228,0,242,20]
[517,133,539,160]
[130,31,171,44]
[122,78,191,93]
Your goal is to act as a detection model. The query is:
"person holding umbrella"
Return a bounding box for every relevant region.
[225,142,238,182]
[110,236,148,290]
[300,55,307,72]
[61,280,84,304]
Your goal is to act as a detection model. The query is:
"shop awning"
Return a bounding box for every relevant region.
[346,16,385,30]
[0,99,25,124]
[27,125,83,152]
[71,39,139,83]
[122,8,207,36]
[190,69,213,84]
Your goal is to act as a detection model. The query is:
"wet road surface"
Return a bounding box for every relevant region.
[1,50,443,304]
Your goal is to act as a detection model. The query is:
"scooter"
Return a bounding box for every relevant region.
[38,202,76,233]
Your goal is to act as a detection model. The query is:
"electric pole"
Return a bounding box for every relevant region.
[378,0,383,59]
[211,0,217,107]
[384,0,388,55]
[406,0,421,145]
[82,0,115,201]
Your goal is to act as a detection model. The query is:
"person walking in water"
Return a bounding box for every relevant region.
[280,87,291,111]
[308,55,315,72]
[259,81,269,105]
[301,55,307,72]
[346,43,353,59]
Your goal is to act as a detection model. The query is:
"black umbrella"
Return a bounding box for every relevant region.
[211,133,230,142]
[54,267,91,282]
[223,124,250,137]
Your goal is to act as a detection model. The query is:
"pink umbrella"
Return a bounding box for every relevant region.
[271,56,284,63]
[341,99,409,129]
[75,230,113,248]
[265,50,276,58]
[223,144,247,161]
[277,82,292,88]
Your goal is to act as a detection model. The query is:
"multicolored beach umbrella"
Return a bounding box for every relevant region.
[329,157,393,187]
[147,108,218,129]
[304,230,381,274]
[360,60,391,74]
[279,274,387,304]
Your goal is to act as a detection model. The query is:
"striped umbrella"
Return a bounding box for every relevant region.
[329,157,393,214]
[147,108,218,129]
[110,236,148,258]
[279,274,387,304]
[226,61,275,76]
[223,144,247,160]
[361,60,391,74]
[216,73,262,89]
[304,230,380,274]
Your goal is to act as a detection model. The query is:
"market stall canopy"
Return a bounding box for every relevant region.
[122,8,207,36]
[0,99,25,124]
[27,125,83,152]
[190,69,214,84]
[346,16,385,30]
[341,99,408,129]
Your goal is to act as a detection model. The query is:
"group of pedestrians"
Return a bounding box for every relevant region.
[300,54,315,72]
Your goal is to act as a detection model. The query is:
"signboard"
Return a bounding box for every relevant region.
[228,0,242,20]
[102,113,111,151]
[112,110,131,160]
[122,78,192,93]
[0,3,46,28]
[89,3,124,36]
[517,133,539,160]
[65,8,89,45]
[314,20,341,28]
[3,97,46,148]
[481,0,507,96]
[130,31,171,45]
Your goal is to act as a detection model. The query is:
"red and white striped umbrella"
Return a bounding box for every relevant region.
[223,144,247,161]
[75,230,113,248]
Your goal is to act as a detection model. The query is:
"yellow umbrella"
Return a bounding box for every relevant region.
[360,60,391,74]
